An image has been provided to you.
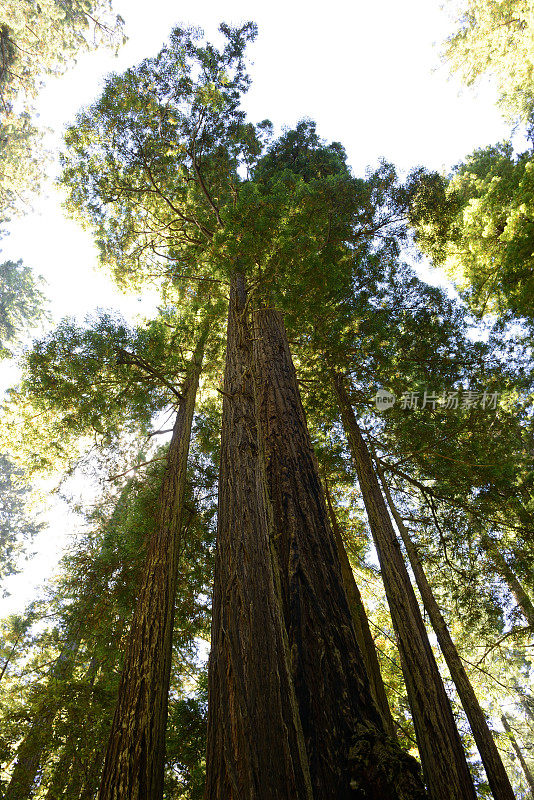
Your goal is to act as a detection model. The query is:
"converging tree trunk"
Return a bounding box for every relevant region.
[4,634,80,800]
[376,462,516,800]
[501,714,534,798]
[323,476,397,740]
[251,306,427,800]
[333,373,477,800]
[480,534,534,629]
[205,275,314,800]
[43,656,100,800]
[98,326,208,800]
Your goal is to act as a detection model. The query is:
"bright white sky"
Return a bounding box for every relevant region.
[0,0,516,615]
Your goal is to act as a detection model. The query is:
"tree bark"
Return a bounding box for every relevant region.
[376,463,516,800]
[98,325,207,800]
[333,373,477,800]
[205,275,314,800]
[323,476,398,741]
[480,534,534,629]
[4,635,80,800]
[251,306,427,800]
[501,714,534,798]
[0,630,22,683]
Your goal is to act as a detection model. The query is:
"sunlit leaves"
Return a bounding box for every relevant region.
[410,142,534,321]
[444,0,534,121]
[0,0,124,218]
[0,258,47,357]
[60,23,259,288]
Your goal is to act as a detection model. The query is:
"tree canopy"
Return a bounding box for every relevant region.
[444,0,534,122]
[1,15,534,800]
[0,0,124,219]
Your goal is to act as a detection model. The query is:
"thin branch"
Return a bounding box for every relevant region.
[107,457,166,482]
[148,428,174,438]
[116,348,184,401]
[474,626,532,666]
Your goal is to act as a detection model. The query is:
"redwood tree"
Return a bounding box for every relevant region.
[98,319,209,800]
[333,374,477,800]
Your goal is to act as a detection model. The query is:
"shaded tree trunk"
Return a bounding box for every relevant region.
[205,275,314,800]
[44,656,104,800]
[4,635,80,800]
[376,463,516,800]
[480,534,534,629]
[0,630,23,683]
[98,326,208,800]
[332,373,477,800]
[251,306,427,800]
[323,476,397,740]
[80,747,106,800]
[517,690,534,726]
[501,714,534,797]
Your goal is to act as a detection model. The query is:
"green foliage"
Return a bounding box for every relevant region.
[60,22,261,287]
[444,0,534,121]
[0,445,215,798]
[409,142,534,321]
[0,0,124,219]
[0,309,198,472]
[165,678,208,800]
[0,258,47,357]
[0,454,43,582]
[0,115,42,221]
[4,18,533,799]
[0,1,123,112]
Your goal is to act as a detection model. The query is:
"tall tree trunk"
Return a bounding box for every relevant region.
[80,747,106,800]
[501,715,534,798]
[480,534,534,629]
[332,373,477,800]
[517,690,534,726]
[323,476,397,740]
[376,463,516,800]
[43,657,99,800]
[0,630,23,683]
[205,274,314,800]
[44,746,74,800]
[98,326,208,800]
[4,635,80,800]
[251,306,427,800]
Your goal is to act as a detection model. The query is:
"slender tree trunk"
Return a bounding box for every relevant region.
[376,464,516,800]
[517,690,534,726]
[251,306,427,800]
[332,373,477,800]
[44,656,101,800]
[323,476,397,740]
[4,635,80,800]
[501,715,534,798]
[205,275,314,800]
[480,535,534,629]
[81,747,106,800]
[98,326,208,800]
[0,631,22,683]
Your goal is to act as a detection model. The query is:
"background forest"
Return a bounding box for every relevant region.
[1,1,534,799]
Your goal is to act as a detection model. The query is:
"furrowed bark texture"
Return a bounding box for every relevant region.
[333,374,477,800]
[324,478,397,741]
[480,534,534,629]
[501,714,534,797]
[251,307,427,800]
[5,636,80,800]
[205,276,313,800]
[377,466,516,800]
[98,334,206,800]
